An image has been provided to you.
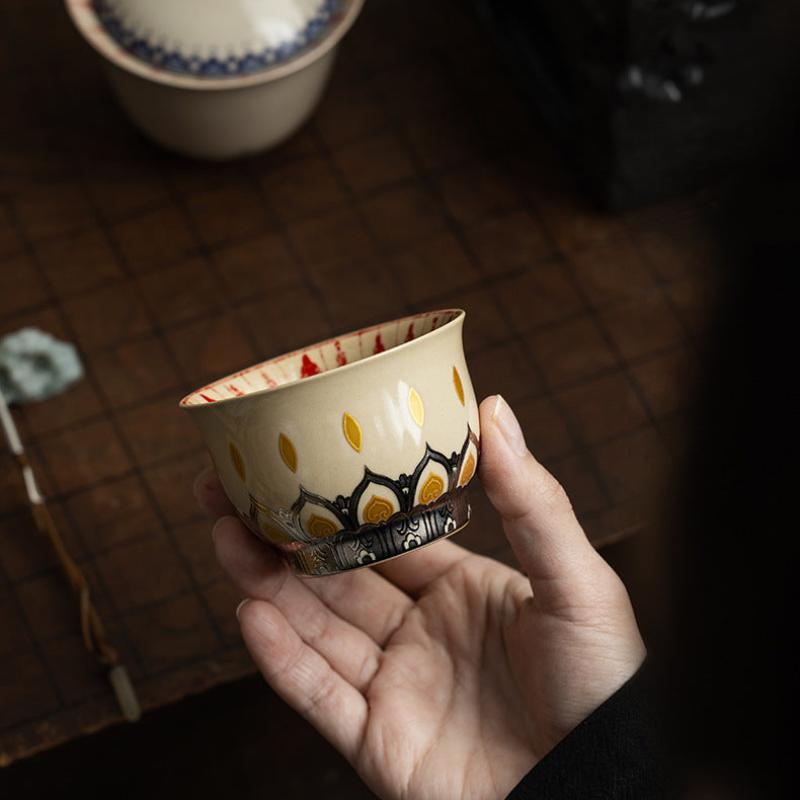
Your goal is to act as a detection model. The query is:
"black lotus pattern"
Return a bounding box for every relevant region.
[246,426,479,575]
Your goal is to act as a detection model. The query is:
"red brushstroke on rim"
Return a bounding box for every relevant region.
[180,310,463,407]
[373,333,385,354]
[300,354,321,378]
[334,340,347,366]
[226,384,244,397]
[260,370,277,388]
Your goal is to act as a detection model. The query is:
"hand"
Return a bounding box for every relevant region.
[194,395,646,799]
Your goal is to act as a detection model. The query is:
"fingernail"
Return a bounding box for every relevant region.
[235,598,249,621]
[491,395,528,457]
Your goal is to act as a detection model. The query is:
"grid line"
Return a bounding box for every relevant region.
[0,0,717,763]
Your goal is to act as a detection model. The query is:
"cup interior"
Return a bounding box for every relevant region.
[180,309,461,407]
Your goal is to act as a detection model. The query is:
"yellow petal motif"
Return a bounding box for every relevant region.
[250,494,271,515]
[459,452,476,487]
[408,387,424,427]
[261,521,294,546]
[308,515,338,539]
[364,495,394,524]
[342,412,362,452]
[278,433,297,473]
[419,473,445,504]
[452,366,465,406]
[229,442,246,481]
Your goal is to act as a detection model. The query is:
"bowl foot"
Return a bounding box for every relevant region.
[290,491,471,577]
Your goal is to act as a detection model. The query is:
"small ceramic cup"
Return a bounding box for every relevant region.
[180,310,480,576]
[64,0,364,160]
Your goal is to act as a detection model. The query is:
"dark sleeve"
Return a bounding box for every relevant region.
[505,668,667,799]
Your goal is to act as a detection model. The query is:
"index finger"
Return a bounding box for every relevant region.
[193,467,235,518]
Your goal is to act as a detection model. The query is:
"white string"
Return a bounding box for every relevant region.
[0,389,44,505]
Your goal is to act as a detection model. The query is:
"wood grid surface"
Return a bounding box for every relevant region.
[0,0,721,765]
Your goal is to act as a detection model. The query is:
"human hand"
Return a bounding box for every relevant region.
[194,395,646,799]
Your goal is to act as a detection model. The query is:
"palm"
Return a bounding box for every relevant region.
[357,554,538,799]
[202,396,645,800]
[355,552,636,799]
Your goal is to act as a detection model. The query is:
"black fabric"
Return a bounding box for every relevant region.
[506,668,666,799]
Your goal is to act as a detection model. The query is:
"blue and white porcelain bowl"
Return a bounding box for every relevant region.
[92,0,342,78]
[65,0,364,159]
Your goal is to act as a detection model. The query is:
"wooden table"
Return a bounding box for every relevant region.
[0,0,717,776]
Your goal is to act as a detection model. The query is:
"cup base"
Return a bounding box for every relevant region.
[289,490,471,576]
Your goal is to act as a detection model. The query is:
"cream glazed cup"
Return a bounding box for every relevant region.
[180,310,480,576]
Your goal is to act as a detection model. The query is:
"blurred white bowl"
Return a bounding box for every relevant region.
[64,0,364,160]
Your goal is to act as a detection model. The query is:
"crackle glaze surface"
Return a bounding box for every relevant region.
[181,310,480,575]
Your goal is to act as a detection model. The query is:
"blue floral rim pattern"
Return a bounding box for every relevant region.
[93,0,342,77]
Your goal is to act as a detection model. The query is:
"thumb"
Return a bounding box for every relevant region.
[478,395,614,614]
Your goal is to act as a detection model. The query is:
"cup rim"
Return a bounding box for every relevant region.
[64,0,365,92]
[179,308,465,410]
